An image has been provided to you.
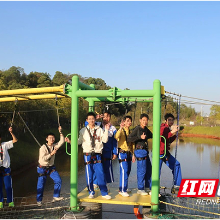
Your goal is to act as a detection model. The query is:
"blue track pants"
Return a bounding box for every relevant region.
[118,152,132,193]
[0,167,13,203]
[134,149,152,190]
[37,165,62,202]
[159,153,182,186]
[84,154,108,196]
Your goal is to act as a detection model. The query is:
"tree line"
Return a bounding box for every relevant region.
[0,66,205,138]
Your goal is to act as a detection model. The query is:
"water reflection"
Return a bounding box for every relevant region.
[11,137,220,197]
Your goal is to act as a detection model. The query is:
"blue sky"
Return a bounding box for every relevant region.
[1,1,220,115]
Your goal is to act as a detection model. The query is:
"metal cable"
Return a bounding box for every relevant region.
[171,95,181,193]
[17,112,42,147]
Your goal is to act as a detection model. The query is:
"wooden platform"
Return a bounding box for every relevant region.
[78,187,151,206]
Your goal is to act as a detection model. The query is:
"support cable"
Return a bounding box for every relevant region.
[11,99,18,127]
[17,112,42,148]
[171,95,181,194]
[55,95,60,127]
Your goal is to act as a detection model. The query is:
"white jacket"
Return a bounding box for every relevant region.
[78,125,108,153]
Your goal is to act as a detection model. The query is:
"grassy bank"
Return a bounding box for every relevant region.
[181,126,220,138]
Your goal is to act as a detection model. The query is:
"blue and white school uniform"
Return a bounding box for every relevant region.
[0,140,14,203]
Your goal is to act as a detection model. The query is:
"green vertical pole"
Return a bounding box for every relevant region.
[89,84,95,112]
[70,75,79,211]
[151,79,161,214]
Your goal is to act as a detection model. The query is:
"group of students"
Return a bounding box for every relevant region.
[0,111,182,208]
[77,111,182,199]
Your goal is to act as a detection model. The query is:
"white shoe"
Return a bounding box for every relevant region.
[37,201,42,206]
[88,194,95,199]
[137,190,148,196]
[127,188,131,193]
[52,197,64,202]
[119,191,130,197]
[102,195,111,200]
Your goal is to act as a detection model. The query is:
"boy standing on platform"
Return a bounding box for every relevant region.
[127,113,152,196]
[37,126,64,206]
[160,113,182,188]
[115,115,134,197]
[78,112,111,199]
[0,127,18,208]
[101,112,118,185]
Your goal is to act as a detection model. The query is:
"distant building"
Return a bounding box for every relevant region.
[190,121,195,126]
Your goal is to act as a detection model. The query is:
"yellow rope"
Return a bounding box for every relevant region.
[160,200,220,216]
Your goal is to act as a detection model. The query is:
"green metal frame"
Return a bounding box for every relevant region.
[159,136,166,159]
[65,133,71,156]
[65,75,161,213]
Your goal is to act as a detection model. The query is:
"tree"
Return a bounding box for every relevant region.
[37,73,52,87]
[210,105,220,120]
[52,71,70,86]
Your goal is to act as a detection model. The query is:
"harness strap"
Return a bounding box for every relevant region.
[84,160,102,165]
[83,153,101,156]
[119,148,131,154]
[136,156,148,161]
[136,145,147,150]
[86,127,97,149]
[119,158,132,163]
[45,144,54,154]
[38,166,56,176]
[0,169,11,177]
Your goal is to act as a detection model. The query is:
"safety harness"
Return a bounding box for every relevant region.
[86,127,97,149]
[118,128,132,163]
[84,128,102,165]
[38,144,56,177]
[0,167,11,177]
[136,155,149,161]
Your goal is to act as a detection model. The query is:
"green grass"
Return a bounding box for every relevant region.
[181,126,220,138]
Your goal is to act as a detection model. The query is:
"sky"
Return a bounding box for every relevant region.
[1,1,220,115]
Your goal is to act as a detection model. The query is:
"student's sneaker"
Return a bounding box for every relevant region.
[52,197,64,202]
[37,201,42,206]
[88,193,95,199]
[0,202,3,209]
[8,202,14,208]
[119,191,130,197]
[127,188,131,193]
[102,195,111,200]
[137,190,148,196]
[148,191,161,197]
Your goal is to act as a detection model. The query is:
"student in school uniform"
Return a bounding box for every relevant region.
[36,126,64,206]
[115,115,134,197]
[0,126,18,208]
[127,113,152,196]
[78,112,111,199]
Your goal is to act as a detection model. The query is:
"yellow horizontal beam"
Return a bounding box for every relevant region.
[78,187,151,206]
[0,94,67,102]
[0,85,65,96]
